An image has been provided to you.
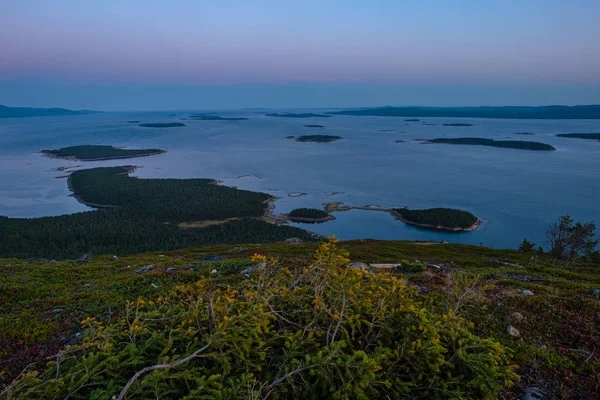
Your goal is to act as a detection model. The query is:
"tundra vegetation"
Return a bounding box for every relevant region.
[1,236,599,399]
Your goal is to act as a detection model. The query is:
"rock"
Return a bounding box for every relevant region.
[506,325,521,338]
[52,308,64,313]
[284,237,303,244]
[211,269,218,274]
[348,262,370,272]
[427,264,442,269]
[135,265,153,274]
[166,267,175,273]
[506,312,525,325]
[78,253,93,261]
[521,290,534,296]
[590,289,600,296]
[520,386,547,400]
[240,266,254,277]
[201,254,223,261]
[151,283,159,288]
[112,255,119,261]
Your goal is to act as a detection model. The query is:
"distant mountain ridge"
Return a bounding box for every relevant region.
[0,104,96,118]
[330,105,600,119]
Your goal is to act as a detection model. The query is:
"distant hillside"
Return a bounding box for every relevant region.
[0,104,95,118]
[330,105,600,119]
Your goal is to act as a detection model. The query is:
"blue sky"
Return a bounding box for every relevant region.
[1,1,599,110]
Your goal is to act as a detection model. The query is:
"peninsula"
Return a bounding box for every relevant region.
[323,202,480,232]
[0,104,95,118]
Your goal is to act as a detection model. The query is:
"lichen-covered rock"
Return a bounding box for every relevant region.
[201,254,223,261]
[506,312,525,325]
[521,290,534,296]
[506,325,521,338]
[136,265,153,274]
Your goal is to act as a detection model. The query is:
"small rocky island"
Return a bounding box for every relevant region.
[556,133,600,141]
[286,208,335,223]
[139,122,186,128]
[442,123,474,127]
[424,138,556,151]
[304,124,325,128]
[405,119,420,122]
[190,115,248,121]
[41,145,166,161]
[266,113,332,118]
[295,135,342,143]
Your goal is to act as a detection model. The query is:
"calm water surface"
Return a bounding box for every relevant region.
[1,111,598,249]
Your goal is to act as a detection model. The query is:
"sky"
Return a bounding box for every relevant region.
[1,0,599,110]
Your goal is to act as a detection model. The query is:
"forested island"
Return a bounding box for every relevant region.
[295,135,342,143]
[0,166,313,258]
[323,202,480,232]
[139,122,186,128]
[304,124,325,128]
[266,113,332,118]
[443,123,474,127]
[190,115,248,121]
[556,133,600,141]
[287,208,335,223]
[391,207,479,231]
[0,104,94,118]
[513,132,535,135]
[329,105,600,119]
[424,138,556,151]
[41,145,166,161]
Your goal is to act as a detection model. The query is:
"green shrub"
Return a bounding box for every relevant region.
[4,239,517,399]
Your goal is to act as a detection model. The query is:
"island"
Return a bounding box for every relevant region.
[391,207,479,232]
[286,208,335,223]
[0,166,314,259]
[126,120,141,123]
[266,113,332,118]
[41,145,166,161]
[405,119,420,122]
[442,123,474,127]
[323,202,480,232]
[424,138,556,151]
[304,124,325,128]
[513,132,535,135]
[139,122,186,128]
[190,115,248,121]
[393,140,407,143]
[328,105,600,119]
[0,104,96,118]
[295,135,343,143]
[556,133,600,141]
